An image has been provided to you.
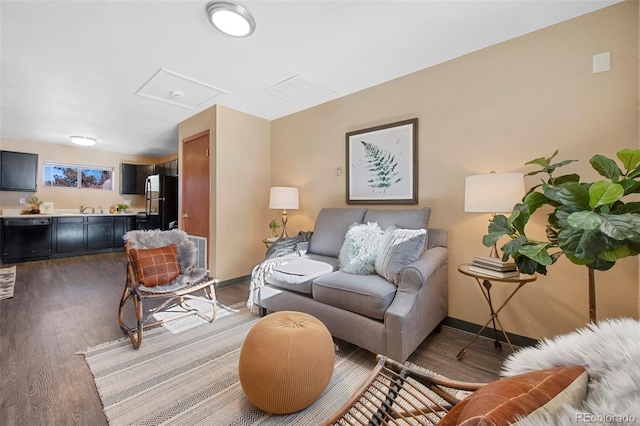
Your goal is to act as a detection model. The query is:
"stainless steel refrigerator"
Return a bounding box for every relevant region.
[136,175,178,230]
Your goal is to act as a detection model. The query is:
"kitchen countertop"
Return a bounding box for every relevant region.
[1,209,140,218]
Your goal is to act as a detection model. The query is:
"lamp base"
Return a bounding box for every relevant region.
[279,209,289,239]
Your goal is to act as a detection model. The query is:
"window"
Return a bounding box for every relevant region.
[44,162,113,190]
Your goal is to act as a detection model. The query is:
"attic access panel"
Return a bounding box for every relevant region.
[136,68,228,109]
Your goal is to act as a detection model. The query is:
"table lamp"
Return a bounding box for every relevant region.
[465,172,525,257]
[269,187,299,238]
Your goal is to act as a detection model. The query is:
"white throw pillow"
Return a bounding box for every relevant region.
[375,225,427,285]
[338,222,384,275]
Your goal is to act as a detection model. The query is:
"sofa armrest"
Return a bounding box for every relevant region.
[395,246,448,295]
[384,246,449,361]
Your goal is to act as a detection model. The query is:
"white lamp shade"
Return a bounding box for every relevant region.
[464,173,525,213]
[269,187,299,210]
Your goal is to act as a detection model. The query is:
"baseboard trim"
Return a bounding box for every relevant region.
[217,275,250,289]
[443,317,539,348]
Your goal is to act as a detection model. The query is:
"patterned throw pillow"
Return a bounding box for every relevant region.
[374,225,427,285]
[129,244,181,287]
[339,222,384,275]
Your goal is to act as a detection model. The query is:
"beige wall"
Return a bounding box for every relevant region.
[0,137,158,211]
[271,1,639,339]
[178,105,270,281]
[216,105,271,280]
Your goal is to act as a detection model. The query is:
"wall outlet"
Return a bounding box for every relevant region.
[19,198,26,204]
[124,199,131,205]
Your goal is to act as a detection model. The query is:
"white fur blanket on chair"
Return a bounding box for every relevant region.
[501,318,640,425]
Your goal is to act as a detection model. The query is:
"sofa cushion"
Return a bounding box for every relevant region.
[363,207,431,233]
[307,208,367,258]
[267,258,335,295]
[313,271,396,320]
[440,365,588,426]
[375,226,427,285]
[339,222,384,275]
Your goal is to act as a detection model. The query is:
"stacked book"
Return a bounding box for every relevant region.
[469,256,520,278]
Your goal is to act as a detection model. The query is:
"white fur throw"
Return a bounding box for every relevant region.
[501,318,640,425]
[123,229,207,292]
[339,222,384,275]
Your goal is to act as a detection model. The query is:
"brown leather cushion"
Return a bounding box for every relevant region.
[129,245,181,287]
[441,365,588,425]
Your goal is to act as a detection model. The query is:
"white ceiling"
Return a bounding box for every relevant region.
[1,0,621,157]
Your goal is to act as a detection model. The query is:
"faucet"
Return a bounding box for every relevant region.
[80,205,94,214]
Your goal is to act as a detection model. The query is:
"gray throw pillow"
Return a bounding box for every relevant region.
[375,225,427,285]
[339,222,384,275]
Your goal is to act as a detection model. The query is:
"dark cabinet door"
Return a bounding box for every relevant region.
[86,216,112,250]
[55,217,85,253]
[120,163,137,194]
[168,159,178,176]
[0,151,38,191]
[135,165,154,194]
[121,164,153,195]
[113,215,135,248]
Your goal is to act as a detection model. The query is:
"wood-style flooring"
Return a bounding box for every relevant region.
[0,253,511,425]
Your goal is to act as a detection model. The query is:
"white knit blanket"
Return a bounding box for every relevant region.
[501,318,640,425]
[246,252,302,313]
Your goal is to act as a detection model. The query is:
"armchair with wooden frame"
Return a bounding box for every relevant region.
[118,229,218,349]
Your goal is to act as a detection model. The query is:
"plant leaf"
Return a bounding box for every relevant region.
[525,155,550,168]
[555,182,590,210]
[598,213,640,243]
[567,211,602,230]
[558,228,605,260]
[552,173,580,185]
[518,242,554,265]
[616,149,640,172]
[523,191,550,215]
[588,257,615,271]
[599,245,631,262]
[590,154,622,182]
[628,165,640,179]
[509,203,530,235]
[501,235,526,257]
[619,179,640,195]
[588,181,624,208]
[515,255,543,275]
[612,202,640,214]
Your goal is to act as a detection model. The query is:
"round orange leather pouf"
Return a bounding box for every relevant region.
[238,311,335,414]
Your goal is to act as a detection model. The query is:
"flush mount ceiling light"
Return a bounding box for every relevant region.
[70,136,96,146]
[205,1,255,37]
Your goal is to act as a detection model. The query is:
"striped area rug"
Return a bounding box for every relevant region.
[0,265,16,301]
[82,306,379,425]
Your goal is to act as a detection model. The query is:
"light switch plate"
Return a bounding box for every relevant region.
[593,51,610,73]
[19,198,25,204]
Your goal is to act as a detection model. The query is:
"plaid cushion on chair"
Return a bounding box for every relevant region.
[129,244,181,287]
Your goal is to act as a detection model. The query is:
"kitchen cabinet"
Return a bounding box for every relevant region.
[154,159,178,176]
[54,216,85,254]
[0,151,38,191]
[52,215,135,258]
[120,163,153,195]
[113,215,135,248]
[86,216,112,250]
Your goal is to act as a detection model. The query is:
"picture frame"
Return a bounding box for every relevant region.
[346,118,418,204]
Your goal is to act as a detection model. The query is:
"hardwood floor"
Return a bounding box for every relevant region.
[0,253,511,425]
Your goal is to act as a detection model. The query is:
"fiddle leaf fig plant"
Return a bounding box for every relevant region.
[483,149,640,322]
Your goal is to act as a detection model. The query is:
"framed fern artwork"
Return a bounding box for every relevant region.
[346,118,418,204]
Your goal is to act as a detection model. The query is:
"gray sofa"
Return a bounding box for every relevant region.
[255,207,448,363]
